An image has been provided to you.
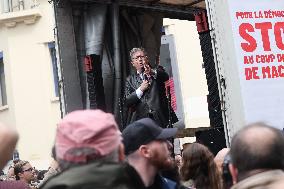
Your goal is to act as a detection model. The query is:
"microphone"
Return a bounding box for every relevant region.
[141,61,148,81]
[142,60,153,83]
[141,67,145,74]
[140,67,147,81]
[142,72,149,81]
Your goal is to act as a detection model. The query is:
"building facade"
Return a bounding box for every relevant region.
[0,0,60,169]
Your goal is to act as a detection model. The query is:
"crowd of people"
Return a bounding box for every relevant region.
[0,47,283,189]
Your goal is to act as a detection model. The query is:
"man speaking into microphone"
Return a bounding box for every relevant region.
[124,47,178,128]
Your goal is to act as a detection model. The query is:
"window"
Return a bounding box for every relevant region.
[0,51,7,106]
[48,42,59,97]
[1,0,36,13]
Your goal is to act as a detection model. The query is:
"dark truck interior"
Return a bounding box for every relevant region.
[54,0,226,154]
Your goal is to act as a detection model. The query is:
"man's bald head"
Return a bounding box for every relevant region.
[230,123,284,175]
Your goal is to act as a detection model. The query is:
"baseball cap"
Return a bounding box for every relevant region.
[122,118,177,155]
[55,110,122,163]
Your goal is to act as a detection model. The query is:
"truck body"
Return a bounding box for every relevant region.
[53,0,284,148]
[206,0,284,141]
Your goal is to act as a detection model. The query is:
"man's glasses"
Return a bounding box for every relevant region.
[23,167,33,172]
[133,55,147,61]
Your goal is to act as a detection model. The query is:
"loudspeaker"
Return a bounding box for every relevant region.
[195,128,226,156]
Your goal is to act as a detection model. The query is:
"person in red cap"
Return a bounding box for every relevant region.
[40,109,145,189]
[122,118,179,189]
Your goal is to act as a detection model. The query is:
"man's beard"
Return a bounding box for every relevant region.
[149,148,174,170]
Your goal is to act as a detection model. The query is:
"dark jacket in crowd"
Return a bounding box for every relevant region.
[146,175,176,189]
[124,67,178,128]
[40,162,145,189]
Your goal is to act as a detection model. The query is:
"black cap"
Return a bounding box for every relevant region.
[122,118,177,155]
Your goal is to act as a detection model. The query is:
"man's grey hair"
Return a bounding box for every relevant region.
[129,47,147,60]
[57,147,120,170]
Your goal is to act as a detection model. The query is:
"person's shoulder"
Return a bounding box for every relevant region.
[125,74,140,87]
[126,73,137,81]
[156,65,165,71]
[176,185,194,189]
[161,176,177,189]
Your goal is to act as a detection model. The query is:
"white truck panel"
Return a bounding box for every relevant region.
[206,0,246,142]
[206,0,284,141]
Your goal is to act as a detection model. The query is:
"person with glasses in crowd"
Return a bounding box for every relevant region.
[14,160,36,187]
[124,47,178,128]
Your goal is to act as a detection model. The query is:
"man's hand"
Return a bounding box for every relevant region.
[142,58,152,75]
[140,80,150,92]
[143,63,151,75]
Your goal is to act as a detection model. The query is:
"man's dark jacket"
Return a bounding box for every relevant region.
[40,162,145,189]
[124,67,178,128]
